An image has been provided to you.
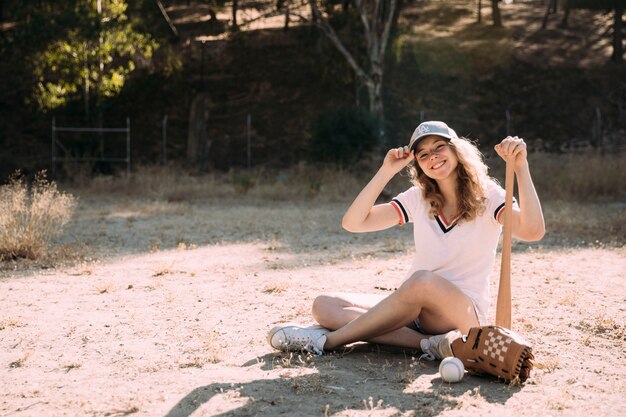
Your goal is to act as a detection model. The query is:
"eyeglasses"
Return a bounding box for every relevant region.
[415,142,450,161]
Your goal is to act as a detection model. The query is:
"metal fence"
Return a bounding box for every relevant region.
[51,117,131,177]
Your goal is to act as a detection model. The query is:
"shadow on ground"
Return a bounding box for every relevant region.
[164,347,521,417]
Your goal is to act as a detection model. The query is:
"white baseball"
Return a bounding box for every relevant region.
[439,357,464,383]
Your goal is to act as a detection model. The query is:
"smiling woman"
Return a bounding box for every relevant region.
[267,120,545,361]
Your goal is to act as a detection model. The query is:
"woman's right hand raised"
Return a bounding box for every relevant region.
[382,146,414,174]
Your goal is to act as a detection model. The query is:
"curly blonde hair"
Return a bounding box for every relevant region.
[407,136,491,222]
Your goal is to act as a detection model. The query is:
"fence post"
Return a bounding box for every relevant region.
[162,114,168,164]
[126,117,131,176]
[51,117,56,178]
[594,107,603,150]
[247,114,251,169]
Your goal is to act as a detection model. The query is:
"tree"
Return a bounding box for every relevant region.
[611,0,624,62]
[305,0,399,141]
[542,0,557,29]
[232,0,239,31]
[491,0,502,27]
[555,0,624,62]
[32,0,158,119]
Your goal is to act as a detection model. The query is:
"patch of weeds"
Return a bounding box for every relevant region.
[396,355,425,383]
[179,330,223,367]
[96,283,113,294]
[0,170,76,261]
[291,373,337,394]
[103,405,139,416]
[0,318,22,331]
[266,261,288,270]
[149,241,160,252]
[362,396,385,411]
[535,355,560,373]
[153,268,172,277]
[68,267,94,276]
[64,363,82,373]
[577,315,624,339]
[176,241,197,251]
[263,283,288,293]
[558,293,579,306]
[152,262,178,277]
[178,357,206,369]
[232,172,256,194]
[275,351,316,368]
[9,352,30,368]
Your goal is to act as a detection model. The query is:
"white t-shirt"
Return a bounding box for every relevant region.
[389,180,516,325]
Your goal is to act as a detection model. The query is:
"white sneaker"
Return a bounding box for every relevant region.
[420,329,462,361]
[267,323,330,355]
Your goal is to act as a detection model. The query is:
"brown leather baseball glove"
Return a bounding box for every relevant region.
[451,325,534,383]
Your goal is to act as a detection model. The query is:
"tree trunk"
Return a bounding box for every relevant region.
[283,0,290,30]
[542,0,557,29]
[611,0,624,62]
[342,0,351,14]
[491,0,502,27]
[364,61,384,120]
[187,94,211,170]
[560,2,570,27]
[307,0,398,143]
[477,0,482,24]
[365,79,383,123]
[232,0,238,31]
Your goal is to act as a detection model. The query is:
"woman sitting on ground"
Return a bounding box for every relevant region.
[268,121,545,359]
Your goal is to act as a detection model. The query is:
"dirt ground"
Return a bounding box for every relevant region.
[1,196,625,417]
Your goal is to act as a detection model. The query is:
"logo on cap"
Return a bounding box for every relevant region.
[417,124,431,135]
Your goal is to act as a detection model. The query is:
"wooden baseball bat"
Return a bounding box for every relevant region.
[495,158,515,329]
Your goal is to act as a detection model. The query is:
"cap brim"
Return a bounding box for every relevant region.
[408,133,453,150]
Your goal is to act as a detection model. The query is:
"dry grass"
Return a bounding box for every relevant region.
[578,315,624,340]
[488,152,626,202]
[263,282,288,293]
[178,329,224,367]
[64,152,624,252]
[9,352,31,368]
[0,171,76,260]
[71,162,374,203]
[73,152,625,205]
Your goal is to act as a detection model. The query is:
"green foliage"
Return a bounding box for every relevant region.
[31,0,158,114]
[309,107,380,165]
[0,171,76,261]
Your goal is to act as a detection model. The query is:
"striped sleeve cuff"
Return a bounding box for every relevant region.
[390,199,409,225]
[494,197,518,222]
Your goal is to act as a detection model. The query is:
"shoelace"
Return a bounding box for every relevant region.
[285,336,325,355]
[282,336,316,353]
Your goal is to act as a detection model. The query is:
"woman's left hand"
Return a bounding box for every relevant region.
[494,136,528,170]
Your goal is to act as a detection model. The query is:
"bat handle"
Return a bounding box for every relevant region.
[496,157,515,329]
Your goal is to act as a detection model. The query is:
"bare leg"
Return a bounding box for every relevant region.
[312,293,427,348]
[312,271,479,350]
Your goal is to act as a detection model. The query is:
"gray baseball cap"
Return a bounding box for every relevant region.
[408,121,458,150]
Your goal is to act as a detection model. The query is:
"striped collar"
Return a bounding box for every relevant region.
[435,209,461,233]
